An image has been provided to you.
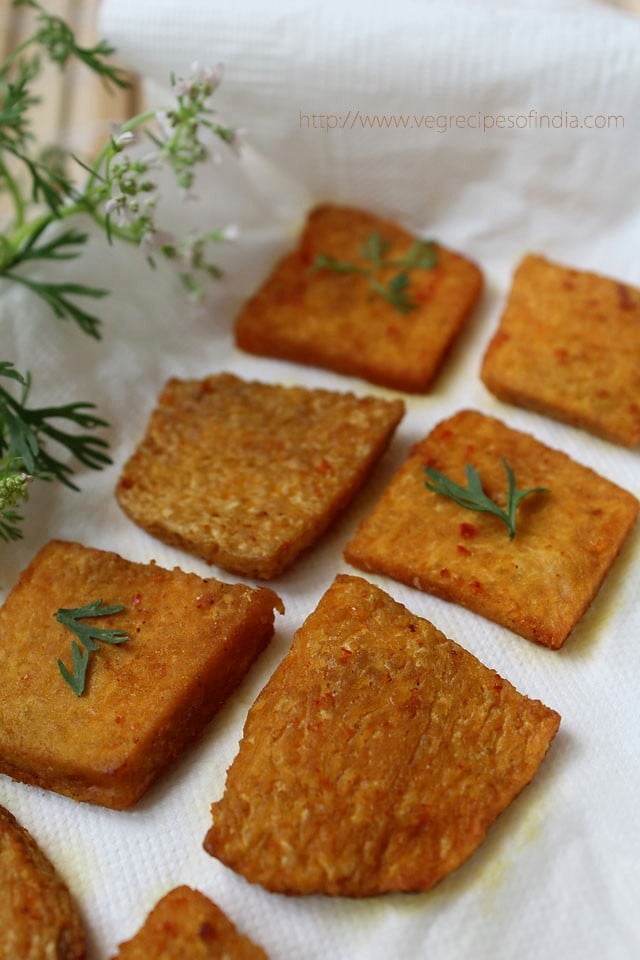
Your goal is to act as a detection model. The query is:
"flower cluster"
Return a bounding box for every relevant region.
[0,465,30,542]
[93,60,242,294]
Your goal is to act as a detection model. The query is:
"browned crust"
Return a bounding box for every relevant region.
[111,886,268,959]
[204,575,560,896]
[0,804,85,959]
[344,409,638,648]
[0,540,282,809]
[116,373,404,579]
[235,204,483,393]
[481,254,640,447]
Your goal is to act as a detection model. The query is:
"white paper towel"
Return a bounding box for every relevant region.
[1,1,639,957]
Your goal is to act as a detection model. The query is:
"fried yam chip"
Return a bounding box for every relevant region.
[235,205,482,393]
[117,373,404,579]
[0,804,85,960]
[344,410,638,648]
[204,575,560,896]
[481,254,640,447]
[0,540,281,809]
[111,886,268,959]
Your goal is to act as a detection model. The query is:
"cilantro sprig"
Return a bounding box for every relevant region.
[313,231,437,313]
[424,458,549,540]
[55,599,129,696]
[0,362,110,541]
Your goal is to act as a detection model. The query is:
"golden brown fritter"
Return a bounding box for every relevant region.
[116,373,404,579]
[111,886,268,959]
[481,254,640,446]
[0,804,85,960]
[235,204,482,393]
[204,575,560,896]
[345,410,638,648]
[0,540,282,809]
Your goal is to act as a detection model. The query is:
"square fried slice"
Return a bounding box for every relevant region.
[481,254,640,447]
[234,204,483,393]
[344,410,638,649]
[0,540,282,809]
[111,886,268,959]
[116,373,404,579]
[0,804,85,960]
[204,574,560,896]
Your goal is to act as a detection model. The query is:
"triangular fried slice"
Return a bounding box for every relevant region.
[112,886,268,959]
[0,804,85,959]
[205,575,560,896]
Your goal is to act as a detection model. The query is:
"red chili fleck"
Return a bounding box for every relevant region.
[493,681,503,692]
[131,593,142,606]
[617,282,634,310]
[472,579,483,592]
[457,545,471,557]
[440,568,450,578]
[199,922,216,942]
[316,458,332,474]
[423,456,439,469]
[340,646,354,658]
[459,522,477,539]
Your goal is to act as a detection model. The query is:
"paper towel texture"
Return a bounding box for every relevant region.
[0,1,638,958]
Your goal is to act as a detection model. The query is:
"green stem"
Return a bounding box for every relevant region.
[82,108,156,193]
[0,35,37,77]
[5,195,137,272]
[0,161,26,229]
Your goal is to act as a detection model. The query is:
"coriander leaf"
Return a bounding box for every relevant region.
[0,506,23,542]
[4,273,107,339]
[424,458,549,540]
[57,641,89,697]
[312,253,366,275]
[313,231,437,314]
[55,600,129,697]
[361,232,391,265]
[0,361,111,504]
[400,239,438,270]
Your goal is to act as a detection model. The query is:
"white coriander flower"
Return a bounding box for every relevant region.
[105,194,135,227]
[221,223,239,242]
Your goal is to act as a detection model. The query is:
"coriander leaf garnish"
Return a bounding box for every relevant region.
[0,360,111,535]
[55,599,129,696]
[424,458,549,540]
[312,231,437,313]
